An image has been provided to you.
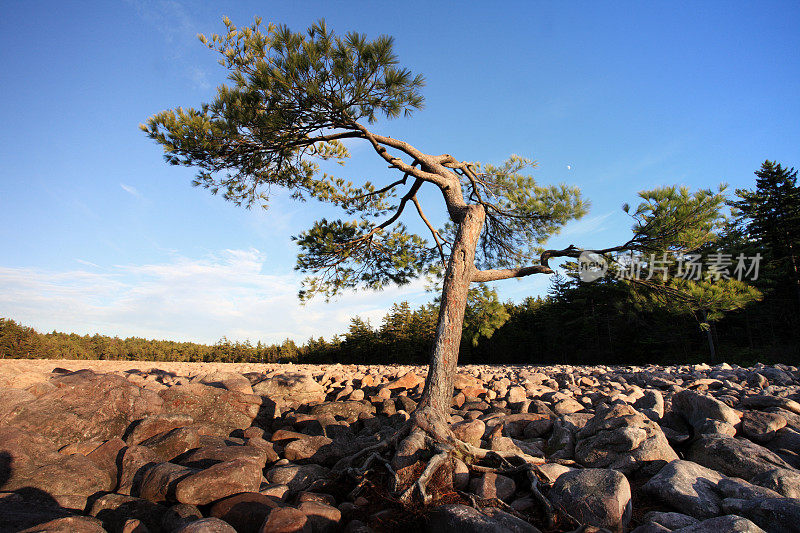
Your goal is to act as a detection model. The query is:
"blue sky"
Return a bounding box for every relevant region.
[1,1,798,343]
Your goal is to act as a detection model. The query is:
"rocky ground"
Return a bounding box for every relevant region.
[1,359,799,533]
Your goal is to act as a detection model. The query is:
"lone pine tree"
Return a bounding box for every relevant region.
[143,18,731,508]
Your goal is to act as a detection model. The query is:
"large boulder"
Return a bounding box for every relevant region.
[547,468,631,532]
[265,463,330,493]
[259,507,310,533]
[672,389,742,429]
[425,504,540,533]
[209,492,281,533]
[687,436,795,480]
[765,427,800,468]
[671,515,766,533]
[469,472,516,501]
[642,460,726,518]
[0,426,113,500]
[134,462,197,503]
[309,401,375,422]
[159,383,261,431]
[740,410,787,443]
[17,515,107,532]
[124,413,195,445]
[3,370,163,447]
[641,511,700,530]
[251,372,326,412]
[89,493,169,533]
[574,403,678,474]
[0,491,76,532]
[140,426,201,462]
[175,517,237,533]
[722,498,800,533]
[750,467,800,498]
[173,459,263,506]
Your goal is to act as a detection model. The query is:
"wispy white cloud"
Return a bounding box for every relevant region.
[188,66,210,90]
[120,183,142,198]
[127,0,195,51]
[557,210,617,238]
[0,249,430,344]
[75,259,102,268]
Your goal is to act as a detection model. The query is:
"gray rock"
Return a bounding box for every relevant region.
[642,460,725,518]
[634,389,665,421]
[717,477,783,500]
[630,522,672,533]
[672,389,742,429]
[451,419,486,446]
[750,467,800,498]
[642,511,700,529]
[297,501,342,533]
[545,417,575,460]
[696,418,737,437]
[310,401,375,422]
[574,403,677,474]
[265,463,330,493]
[740,410,787,442]
[469,472,516,501]
[161,503,203,532]
[722,498,800,533]
[251,371,326,412]
[672,514,766,533]
[687,436,795,480]
[547,468,631,532]
[175,517,237,533]
[425,504,540,533]
[765,427,800,468]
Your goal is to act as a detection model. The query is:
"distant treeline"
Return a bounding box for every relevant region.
[2,161,799,366]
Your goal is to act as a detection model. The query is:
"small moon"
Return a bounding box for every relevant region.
[566,165,572,170]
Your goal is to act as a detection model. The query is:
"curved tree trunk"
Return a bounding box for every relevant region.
[416,204,485,416]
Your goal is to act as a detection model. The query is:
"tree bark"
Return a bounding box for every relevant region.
[417,204,485,416]
[701,311,717,362]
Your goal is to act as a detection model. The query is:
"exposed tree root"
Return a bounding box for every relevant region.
[399,446,451,504]
[331,405,561,529]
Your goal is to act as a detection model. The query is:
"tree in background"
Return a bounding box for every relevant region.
[732,161,800,308]
[143,18,734,503]
[462,285,510,349]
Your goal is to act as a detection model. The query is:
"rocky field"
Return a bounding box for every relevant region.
[1,359,799,533]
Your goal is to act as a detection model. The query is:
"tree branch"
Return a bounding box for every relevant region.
[472,241,638,283]
[342,179,424,247]
[472,265,554,282]
[350,122,445,185]
[412,194,446,263]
